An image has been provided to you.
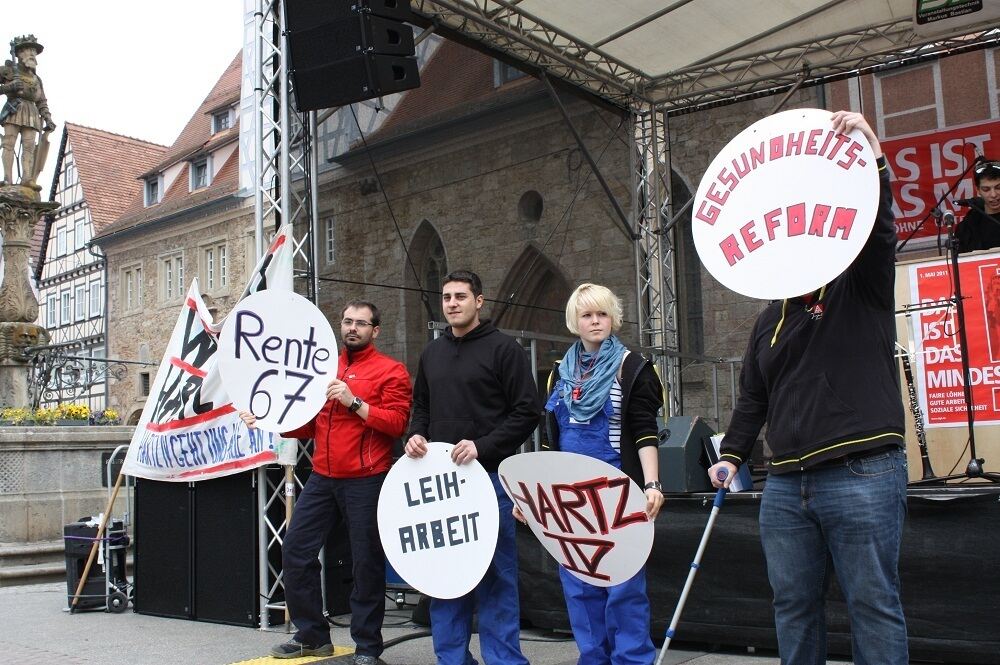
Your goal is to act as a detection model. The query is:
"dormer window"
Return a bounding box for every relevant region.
[212,108,233,133]
[190,158,210,190]
[144,176,161,206]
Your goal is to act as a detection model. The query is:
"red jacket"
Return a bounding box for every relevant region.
[284,344,411,478]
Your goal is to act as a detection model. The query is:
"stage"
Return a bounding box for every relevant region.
[518,485,1000,664]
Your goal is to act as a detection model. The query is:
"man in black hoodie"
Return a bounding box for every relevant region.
[708,111,909,664]
[405,269,538,665]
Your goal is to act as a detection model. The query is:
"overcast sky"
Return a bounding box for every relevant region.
[6,1,245,189]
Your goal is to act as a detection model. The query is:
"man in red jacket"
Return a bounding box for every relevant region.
[244,301,411,664]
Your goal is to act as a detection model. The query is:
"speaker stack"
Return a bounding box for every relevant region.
[284,0,422,111]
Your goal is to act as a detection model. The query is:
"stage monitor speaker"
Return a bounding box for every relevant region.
[193,472,258,627]
[285,0,420,111]
[134,479,192,619]
[658,415,714,493]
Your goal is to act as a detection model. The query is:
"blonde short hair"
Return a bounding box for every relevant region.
[565,283,623,335]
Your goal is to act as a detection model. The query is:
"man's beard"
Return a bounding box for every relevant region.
[342,336,370,351]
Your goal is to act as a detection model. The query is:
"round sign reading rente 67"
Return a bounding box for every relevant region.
[217,290,338,433]
[692,108,880,300]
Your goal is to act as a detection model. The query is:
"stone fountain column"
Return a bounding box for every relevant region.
[0,188,55,406]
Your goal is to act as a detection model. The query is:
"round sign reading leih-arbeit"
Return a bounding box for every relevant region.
[692,108,880,300]
[498,451,654,587]
[217,290,337,433]
[378,442,500,599]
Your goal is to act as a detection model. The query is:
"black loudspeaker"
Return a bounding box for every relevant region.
[193,473,258,626]
[285,0,421,111]
[134,472,259,626]
[658,416,715,493]
[134,479,192,619]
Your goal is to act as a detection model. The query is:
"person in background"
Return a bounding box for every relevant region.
[708,111,909,664]
[527,282,664,665]
[956,160,1000,253]
[243,300,411,665]
[404,270,538,665]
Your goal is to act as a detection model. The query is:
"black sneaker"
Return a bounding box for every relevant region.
[269,639,334,659]
[352,656,386,665]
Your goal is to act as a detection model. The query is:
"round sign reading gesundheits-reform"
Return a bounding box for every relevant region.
[217,290,337,433]
[378,442,500,599]
[691,108,880,300]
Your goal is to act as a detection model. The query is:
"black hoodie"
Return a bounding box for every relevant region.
[408,319,539,472]
[721,156,906,473]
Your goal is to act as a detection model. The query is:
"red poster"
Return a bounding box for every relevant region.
[883,120,1000,241]
[909,252,1000,427]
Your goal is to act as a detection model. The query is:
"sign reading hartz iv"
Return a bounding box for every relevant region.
[217,290,337,433]
[692,108,879,300]
[499,451,653,587]
[378,442,499,599]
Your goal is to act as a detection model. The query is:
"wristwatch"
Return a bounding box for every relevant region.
[348,397,364,413]
[644,481,664,494]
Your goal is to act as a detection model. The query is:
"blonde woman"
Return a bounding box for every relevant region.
[534,283,664,665]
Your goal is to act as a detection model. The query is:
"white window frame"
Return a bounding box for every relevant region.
[123,264,142,313]
[74,283,87,321]
[325,217,335,264]
[190,157,210,191]
[74,218,87,250]
[46,294,57,327]
[872,61,944,139]
[89,281,101,317]
[211,108,233,133]
[57,227,67,256]
[161,254,184,302]
[60,290,71,324]
[144,176,161,206]
[205,247,215,290]
[219,244,227,287]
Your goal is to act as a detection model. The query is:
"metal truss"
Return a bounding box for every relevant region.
[654,23,1000,111]
[253,0,320,630]
[631,104,681,417]
[411,0,642,107]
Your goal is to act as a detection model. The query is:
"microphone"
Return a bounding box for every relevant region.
[941,210,957,226]
[953,197,983,207]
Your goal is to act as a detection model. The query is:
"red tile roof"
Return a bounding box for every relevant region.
[97,50,244,240]
[30,123,166,269]
[64,123,168,233]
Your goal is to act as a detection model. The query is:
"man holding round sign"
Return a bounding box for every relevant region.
[706,112,909,664]
[404,270,539,665]
[239,301,411,664]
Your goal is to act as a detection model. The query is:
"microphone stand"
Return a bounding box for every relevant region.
[911,210,1000,484]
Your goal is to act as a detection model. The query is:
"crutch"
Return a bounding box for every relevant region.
[655,469,729,663]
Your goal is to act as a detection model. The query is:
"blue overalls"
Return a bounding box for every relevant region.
[546,383,655,665]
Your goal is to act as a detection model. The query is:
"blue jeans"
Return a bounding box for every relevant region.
[430,473,528,665]
[759,448,908,665]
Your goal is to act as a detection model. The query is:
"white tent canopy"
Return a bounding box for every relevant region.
[412,0,1000,111]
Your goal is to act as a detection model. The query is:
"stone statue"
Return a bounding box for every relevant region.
[0,34,55,190]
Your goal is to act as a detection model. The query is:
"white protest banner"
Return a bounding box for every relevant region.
[692,108,880,300]
[378,442,499,599]
[217,290,337,433]
[121,225,298,481]
[499,451,653,587]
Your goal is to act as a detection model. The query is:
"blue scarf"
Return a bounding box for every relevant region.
[558,336,627,422]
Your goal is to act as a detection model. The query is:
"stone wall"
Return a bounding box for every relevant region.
[0,426,133,543]
[100,200,256,423]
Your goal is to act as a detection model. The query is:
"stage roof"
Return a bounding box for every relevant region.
[412,0,1000,112]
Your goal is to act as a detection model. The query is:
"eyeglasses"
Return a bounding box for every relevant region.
[974,160,1000,175]
[341,318,374,328]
